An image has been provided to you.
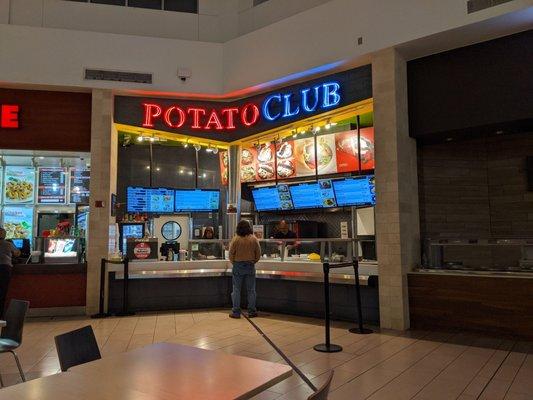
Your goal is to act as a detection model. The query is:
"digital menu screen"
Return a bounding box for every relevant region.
[288,181,338,209]
[38,167,67,204]
[69,169,90,204]
[127,187,175,213]
[175,189,220,212]
[4,166,35,204]
[332,176,375,207]
[252,185,294,211]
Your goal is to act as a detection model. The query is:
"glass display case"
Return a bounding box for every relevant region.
[423,237,533,272]
[187,238,365,263]
[36,236,84,264]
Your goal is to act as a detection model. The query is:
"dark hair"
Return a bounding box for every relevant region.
[236,220,253,237]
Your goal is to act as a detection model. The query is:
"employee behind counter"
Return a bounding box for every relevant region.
[197,226,220,259]
[270,220,298,255]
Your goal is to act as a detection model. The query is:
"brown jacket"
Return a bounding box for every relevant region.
[229,234,261,263]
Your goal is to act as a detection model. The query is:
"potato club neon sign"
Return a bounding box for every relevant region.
[142,82,341,131]
[0,104,19,128]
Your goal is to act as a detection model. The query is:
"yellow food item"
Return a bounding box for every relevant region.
[6,181,33,200]
[308,253,321,261]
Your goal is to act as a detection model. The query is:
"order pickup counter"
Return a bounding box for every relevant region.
[107,239,379,324]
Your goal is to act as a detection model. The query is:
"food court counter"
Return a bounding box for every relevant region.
[107,258,379,324]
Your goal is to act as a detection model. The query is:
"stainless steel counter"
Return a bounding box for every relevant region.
[111,259,379,285]
[411,268,533,279]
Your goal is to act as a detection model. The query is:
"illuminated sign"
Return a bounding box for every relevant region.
[262,82,341,121]
[142,103,260,131]
[0,104,19,128]
[115,64,372,142]
[141,82,340,131]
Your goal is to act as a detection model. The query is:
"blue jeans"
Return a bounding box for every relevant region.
[231,261,256,315]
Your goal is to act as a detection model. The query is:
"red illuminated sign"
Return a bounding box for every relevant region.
[142,103,260,131]
[0,104,19,128]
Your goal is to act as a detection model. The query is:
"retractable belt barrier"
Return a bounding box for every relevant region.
[91,257,133,319]
[313,260,373,353]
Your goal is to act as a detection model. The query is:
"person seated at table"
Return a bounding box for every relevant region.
[197,226,218,259]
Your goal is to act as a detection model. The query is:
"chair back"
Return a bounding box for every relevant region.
[307,371,334,400]
[0,299,29,344]
[55,325,101,372]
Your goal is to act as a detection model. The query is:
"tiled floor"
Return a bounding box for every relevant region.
[0,310,531,399]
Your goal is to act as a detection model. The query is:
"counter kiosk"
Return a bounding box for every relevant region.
[110,65,380,323]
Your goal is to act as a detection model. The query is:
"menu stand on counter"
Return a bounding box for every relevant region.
[313,262,343,353]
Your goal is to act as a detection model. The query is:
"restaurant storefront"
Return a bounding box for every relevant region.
[102,65,380,322]
[0,88,92,315]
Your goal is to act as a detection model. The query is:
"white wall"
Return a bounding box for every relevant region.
[0,0,530,94]
[0,0,332,43]
[0,24,223,93]
[222,0,533,91]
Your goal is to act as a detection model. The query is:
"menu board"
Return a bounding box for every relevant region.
[38,167,67,204]
[3,166,35,204]
[252,184,294,211]
[219,151,229,185]
[241,129,375,183]
[70,168,90,204]
[289,181,336,209]
[127,187,175,213]
[2,206,33,243]
[175,189,220,212]
[332,176,375,207]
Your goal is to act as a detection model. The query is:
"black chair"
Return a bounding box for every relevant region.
[307,371,334,400]
[54,325,101,372]
[0,299,30,383]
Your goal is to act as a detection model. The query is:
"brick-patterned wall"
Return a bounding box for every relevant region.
[418,132,533,268]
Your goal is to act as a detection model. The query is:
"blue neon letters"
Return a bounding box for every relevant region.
[262,81,341,122]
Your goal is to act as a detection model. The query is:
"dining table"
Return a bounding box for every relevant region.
[0,342,292,399]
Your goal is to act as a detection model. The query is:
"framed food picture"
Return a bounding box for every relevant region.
[3,166,36,204]
[2,206,34,243]
[219,151,229,185]
[255,144,276,182]
[276,141,296,180]
[294,135,337,177]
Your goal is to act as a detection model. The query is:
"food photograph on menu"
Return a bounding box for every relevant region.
[3,166,36,204]
[219,151,229,185]
[2,206,34,241]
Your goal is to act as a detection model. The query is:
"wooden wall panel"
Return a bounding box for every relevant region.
[0,89,91,152]
[408,273,533,340]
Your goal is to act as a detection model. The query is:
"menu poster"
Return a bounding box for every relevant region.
[240,144,276,183]
[359,127,375,171]
[275,141,296,180]
[293,135,337,177]
[3,166,36,204]
[219,151,229,185]
[335,130,359,173]
[38,167,67,204]
[70,168,90,204]
[3,206,34,243]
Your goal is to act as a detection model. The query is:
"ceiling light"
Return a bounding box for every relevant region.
[188,171,193,175]
[146,166,150,169]
[202,173,207,178]
[39,156,45,160]
[212,147,219,154]
[179,169,184,174]
[149,137,155,142]
[156,167,160,171]
[137,136,143,142]
[193,144,201,152]
[314,126,321,133]
[292,130,298,139]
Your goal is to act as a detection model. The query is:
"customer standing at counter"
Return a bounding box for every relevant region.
[229,220,261,319]
[0,228,21,318]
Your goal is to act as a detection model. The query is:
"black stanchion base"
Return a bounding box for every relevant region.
[349,327,374,335]
[114,311,135,317]
[91,313,110,319]
[313,343,343,353]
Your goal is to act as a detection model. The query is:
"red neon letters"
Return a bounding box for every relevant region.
[0,104,20,128]
[142,103,259,131]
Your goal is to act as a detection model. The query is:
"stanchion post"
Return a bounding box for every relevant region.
[115,257,135,317]
[314,262,343,353]
[349,259,373,334]
[91,258,110,319]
